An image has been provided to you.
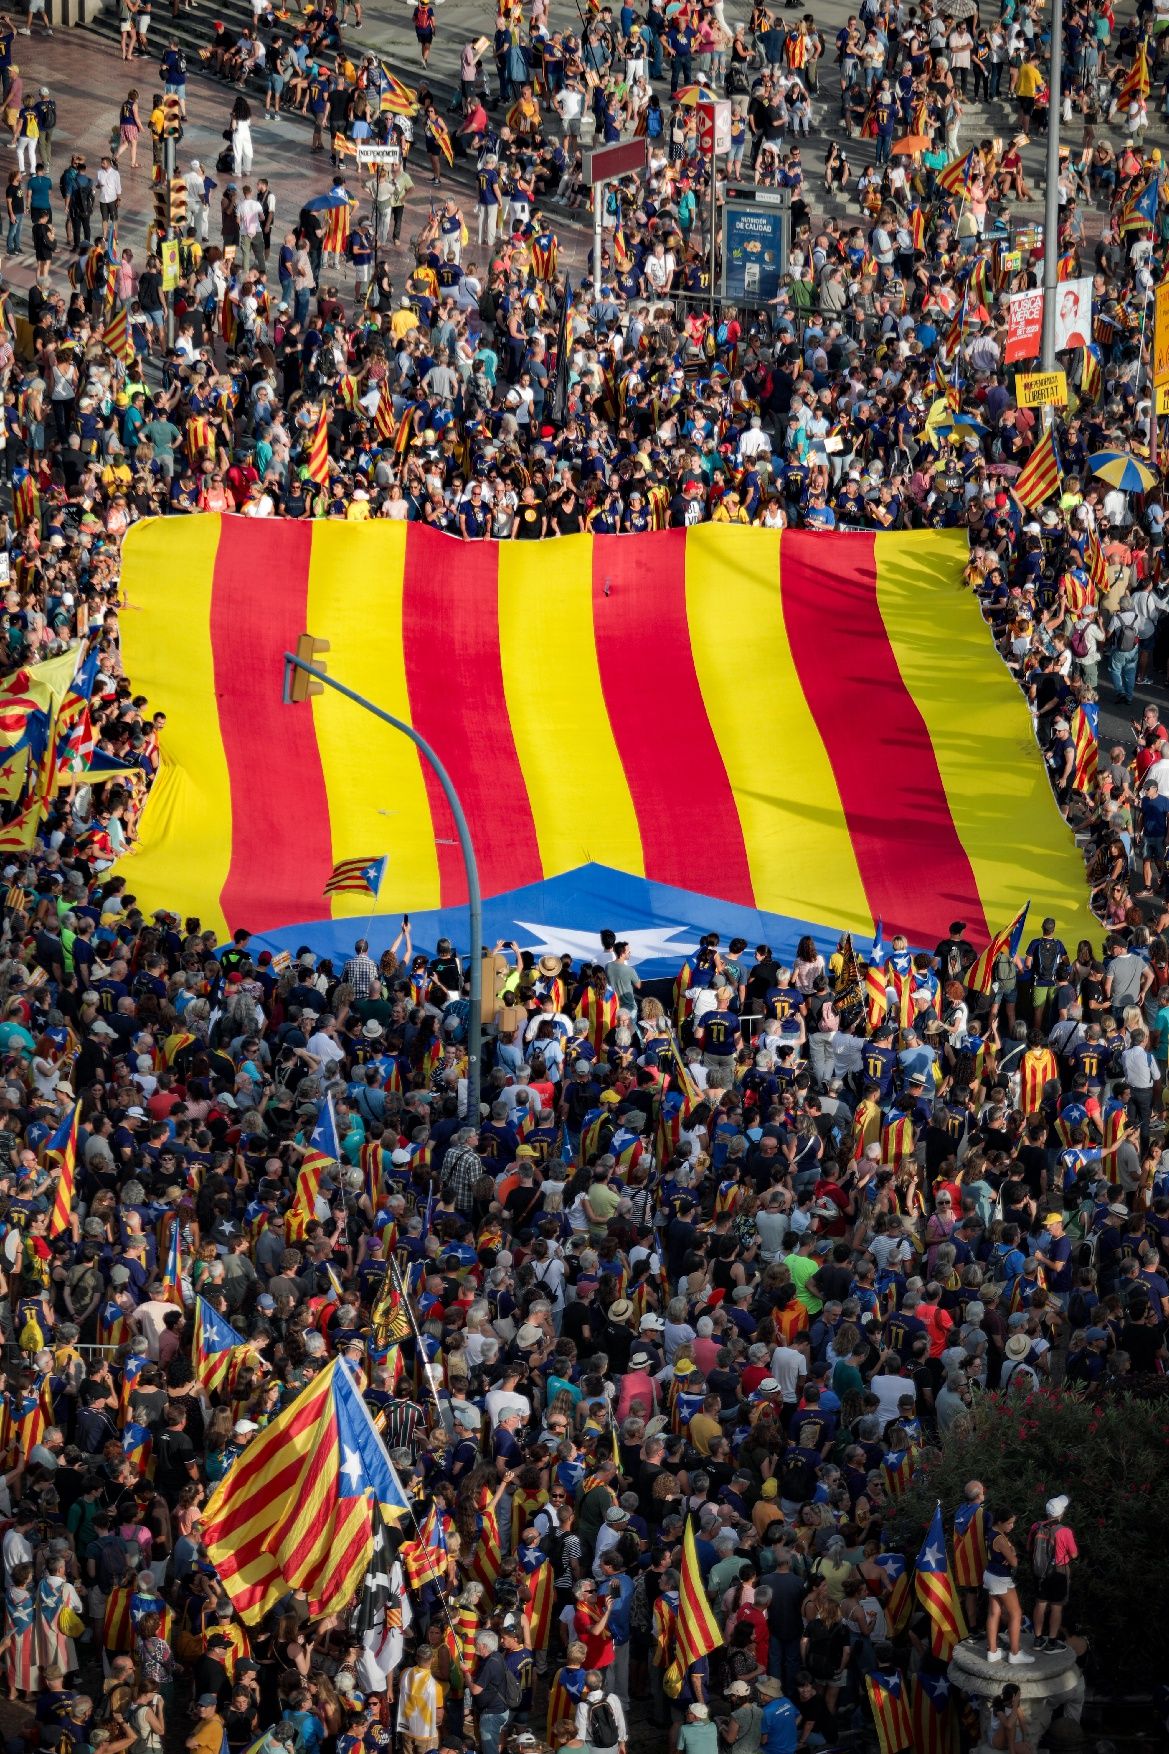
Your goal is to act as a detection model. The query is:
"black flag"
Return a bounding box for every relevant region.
[354,1507,396,1638]
[551,275,572,426]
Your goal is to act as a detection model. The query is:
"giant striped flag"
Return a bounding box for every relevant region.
[193,1295,252,1397]
[675,1516,722,1667]
[1013,428,1061,509]
[952,1499,988,1591]
[865,1671,913,1754]
[202,1355,411,1620]
[45,1100,81,1237]
[968,902,1029,995]
[915,1504,968,1660]
[112,523,1096,961]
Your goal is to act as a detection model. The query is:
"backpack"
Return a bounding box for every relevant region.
[502,1665,524,1712]
[1031,938,1062,984]
[1115,614,1139,652]
[1029,1517,1059,1579]
[40,99,57,130]
[1069,625,1090,658]
[587,1700,618,1746]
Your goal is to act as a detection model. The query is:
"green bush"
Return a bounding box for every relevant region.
[883,1388,1169,1691]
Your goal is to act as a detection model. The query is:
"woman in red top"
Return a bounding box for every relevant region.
[572,1580,614,1670]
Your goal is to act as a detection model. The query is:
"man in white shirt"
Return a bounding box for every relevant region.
[306,1016,346,1069]
[739,413,772,461]
[485,1368,532,1430]
[237,185,264,271]
[768,1344,807,1405]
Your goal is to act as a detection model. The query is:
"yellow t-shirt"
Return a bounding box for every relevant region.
[1016,62,1042,97]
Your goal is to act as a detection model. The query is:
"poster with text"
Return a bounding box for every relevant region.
[1005,289,1043,363]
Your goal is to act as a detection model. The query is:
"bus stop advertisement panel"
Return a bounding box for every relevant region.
[722,199,786,303]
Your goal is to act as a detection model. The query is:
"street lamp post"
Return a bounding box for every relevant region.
[1039,0,1064,378]
[283,645,483,1126]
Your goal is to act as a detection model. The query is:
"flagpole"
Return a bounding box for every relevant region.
[1039,0,1063,380]
[387,1251,455,1438]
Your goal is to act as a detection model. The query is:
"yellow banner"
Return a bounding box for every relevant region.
[160,239,181,292]
[1155,283,1169,389]
[1017,370,1068,408]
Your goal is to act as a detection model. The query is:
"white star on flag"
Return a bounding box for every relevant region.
[512,920,701,966]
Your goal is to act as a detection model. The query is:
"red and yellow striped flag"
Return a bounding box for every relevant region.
[1013,428,1060,508]
[676,1517,722,1666]
[202,1356,411,1621]
[1116,40,1150,108]
[112,523,1098,957]
[968,902,1029,994]
[45,1101,81,1237]
[103,305,134,364]
[306,402,330,486]
[936,149,974,196]
[866,1671,913,1754]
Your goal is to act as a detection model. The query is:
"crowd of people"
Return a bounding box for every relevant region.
[0,0,1167,1751]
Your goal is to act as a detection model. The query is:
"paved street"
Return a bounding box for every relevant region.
[0,0,1164,749]
[4,0,1109,311]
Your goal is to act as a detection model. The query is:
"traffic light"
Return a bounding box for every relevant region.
[286,634,330,704]
[168,176,188,231]
[162,94,183,139]
[152,172,169,236]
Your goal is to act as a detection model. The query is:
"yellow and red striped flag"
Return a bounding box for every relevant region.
[968,902,1030,994]
[306,401,330,486]
[374,391,396,442]
[1116,39,1150,108]
[401,1501,448,1590]
[915,1505,968,1661]
[45,1100,81,1237]
[866,1671,913,1754]
[1013,427,1060,508]
[103,305,134,364]
[676,1516,722,1666]
[202,1355,411,1621]
[469,1489,502,1601]
[910,1672,959,1754]
[111,522,1100,959]
[951,1500,988,1591]
[324,854,386,897]
[192,1294,252,1397]
[1070,702,1098,793]
[160,1217,184,1306]
[428,115,454,165]
[1084,523,1108,591]
[935,149,974,196]
[1080,345,1104,406]
[287,1096,339,1241]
